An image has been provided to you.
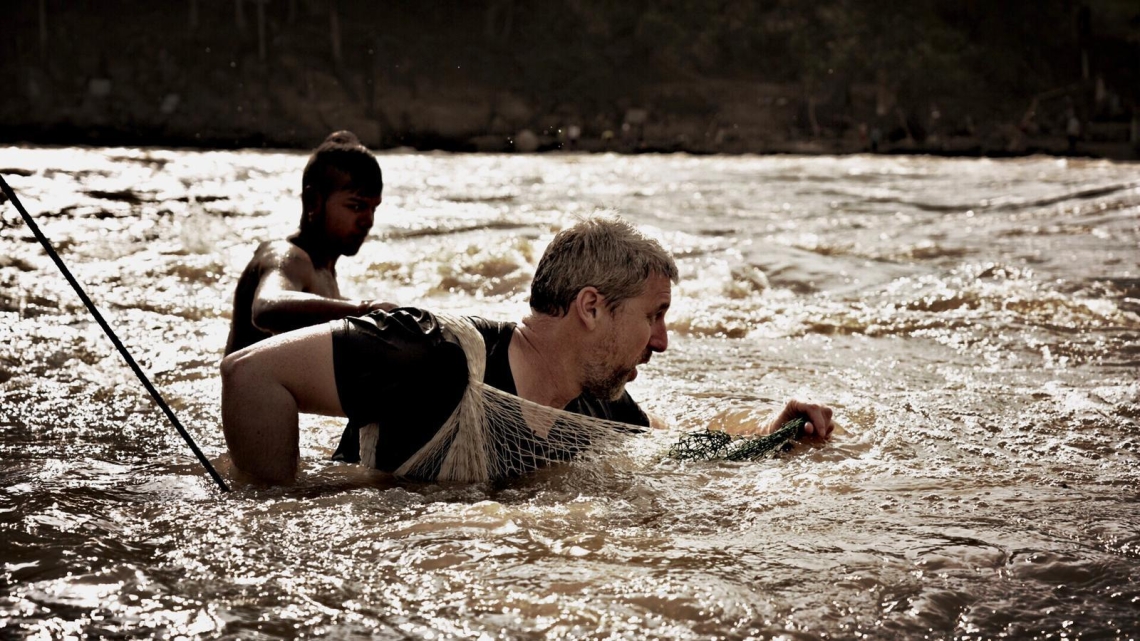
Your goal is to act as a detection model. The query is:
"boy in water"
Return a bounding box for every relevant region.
[224,131,396,356]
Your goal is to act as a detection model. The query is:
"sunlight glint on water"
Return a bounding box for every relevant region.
[1,147,1138,639]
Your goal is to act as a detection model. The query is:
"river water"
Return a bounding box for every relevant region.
[0,147,1138,639]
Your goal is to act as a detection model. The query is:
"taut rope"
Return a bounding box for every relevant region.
[0,173,229,493]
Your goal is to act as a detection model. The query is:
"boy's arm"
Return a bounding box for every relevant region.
[250,245,394,334]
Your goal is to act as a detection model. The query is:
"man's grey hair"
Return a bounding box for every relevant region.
[530,214,679,316]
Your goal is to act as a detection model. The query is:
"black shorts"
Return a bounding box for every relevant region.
[329,308,468,471]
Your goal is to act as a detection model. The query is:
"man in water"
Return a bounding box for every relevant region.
[224,130,395,356]
[220,215,834,483]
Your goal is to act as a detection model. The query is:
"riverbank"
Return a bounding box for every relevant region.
[4,123,1135,162]
[3,2,1137,160]
[3,77,1136,161]
[4,69,1136,160]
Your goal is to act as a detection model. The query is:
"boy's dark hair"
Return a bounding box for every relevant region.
[301,131,383,216]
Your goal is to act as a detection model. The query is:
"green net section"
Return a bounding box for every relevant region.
[666,417,805,462]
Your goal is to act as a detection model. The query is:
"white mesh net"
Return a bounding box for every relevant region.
[357,314,640,482]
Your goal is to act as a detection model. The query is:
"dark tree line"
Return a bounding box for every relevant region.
[2,0,1136,147]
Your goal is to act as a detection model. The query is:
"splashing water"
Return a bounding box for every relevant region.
[1,147,1138,639]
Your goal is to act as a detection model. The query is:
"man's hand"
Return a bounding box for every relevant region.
[768,399,834,439]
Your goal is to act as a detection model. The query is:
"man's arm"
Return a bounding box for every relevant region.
[766,399,834,439]
[708,399,835,439]
[250,244,394,335]
[220,323,346,483]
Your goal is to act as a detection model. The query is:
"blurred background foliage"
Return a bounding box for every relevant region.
[1,0,1136,151]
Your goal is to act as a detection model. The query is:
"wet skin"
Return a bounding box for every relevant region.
[588,273,672,400]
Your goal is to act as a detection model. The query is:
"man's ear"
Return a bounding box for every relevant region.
[573,287,603,330]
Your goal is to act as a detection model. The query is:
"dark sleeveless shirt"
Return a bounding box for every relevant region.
[330,308,649,476]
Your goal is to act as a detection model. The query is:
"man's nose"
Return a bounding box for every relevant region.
[649,319,668,353]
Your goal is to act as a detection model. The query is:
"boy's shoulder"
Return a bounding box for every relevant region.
[252,238,314,267]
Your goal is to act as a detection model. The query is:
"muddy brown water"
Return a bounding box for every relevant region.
[1,148,1138,639]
